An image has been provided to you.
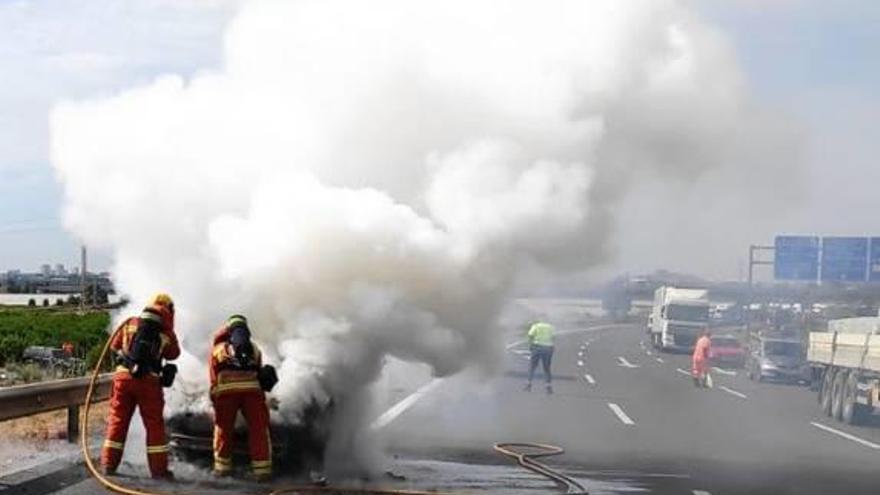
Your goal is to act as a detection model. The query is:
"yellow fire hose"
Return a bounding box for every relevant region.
[80,328,587,495]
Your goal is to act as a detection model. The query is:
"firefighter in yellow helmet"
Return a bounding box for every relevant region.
[101,293,179,479]
[210,315,278,481]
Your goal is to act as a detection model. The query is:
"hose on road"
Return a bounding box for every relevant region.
[81,328,585,495]
[493,443,587,495]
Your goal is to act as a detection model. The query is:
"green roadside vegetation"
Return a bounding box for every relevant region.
[0,307,111,369]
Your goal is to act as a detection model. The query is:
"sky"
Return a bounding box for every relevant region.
[0,0,878,282]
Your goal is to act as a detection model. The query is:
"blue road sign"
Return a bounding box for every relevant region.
[774,236,819,281]
[869,238,880,282]
[821,237,868,282]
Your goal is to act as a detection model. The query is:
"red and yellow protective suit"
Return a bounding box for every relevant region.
[692,334,712,379]
[101,305,179,478]
[209,327,271,478]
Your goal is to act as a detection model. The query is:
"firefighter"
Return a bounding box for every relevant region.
[692,329,712,388]
[210,315,277,481]
[101,293,179,479]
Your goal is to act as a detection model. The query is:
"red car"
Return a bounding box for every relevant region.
[708,335,746,368]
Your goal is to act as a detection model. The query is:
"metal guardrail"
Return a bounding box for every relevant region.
[0,373,113,442]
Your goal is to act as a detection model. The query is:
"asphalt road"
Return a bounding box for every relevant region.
[381,315,880,494]
[5,299,880,494]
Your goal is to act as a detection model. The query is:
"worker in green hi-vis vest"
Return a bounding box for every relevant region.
[524,321,555,394]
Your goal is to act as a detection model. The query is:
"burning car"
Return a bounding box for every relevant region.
[168,394,333,477]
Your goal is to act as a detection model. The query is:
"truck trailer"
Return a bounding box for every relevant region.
[809,317,880,425]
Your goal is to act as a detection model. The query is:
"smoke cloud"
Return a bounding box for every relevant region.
[49,0,795,469]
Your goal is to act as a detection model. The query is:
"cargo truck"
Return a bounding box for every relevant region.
[808,317,880,425]
[650,287,710,352]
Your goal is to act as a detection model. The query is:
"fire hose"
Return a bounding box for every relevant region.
[80,328,587,494]
[492,443,587,495]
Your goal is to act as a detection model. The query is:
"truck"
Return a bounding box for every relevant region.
[650,286,710,352]
[808,317,880,425]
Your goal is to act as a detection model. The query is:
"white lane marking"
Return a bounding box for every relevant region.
[655,357,665,363]
[645,350,653,356]
[676,368,691,376]
[577,360,584,367]
[712,367,737,376]
[371,379,443,430]
[810,422,880,450]
[608,403,636,426]
[693,491,712,495]
[584,374,596,385]
[719,386,748,399]
[578,351,584,357]
[617,356,640,368]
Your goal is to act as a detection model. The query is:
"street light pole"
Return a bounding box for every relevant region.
[80,245,87,313]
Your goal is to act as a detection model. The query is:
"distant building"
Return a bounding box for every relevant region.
[0,264,114,295]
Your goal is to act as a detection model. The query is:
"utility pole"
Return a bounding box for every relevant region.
[80,245,87,313]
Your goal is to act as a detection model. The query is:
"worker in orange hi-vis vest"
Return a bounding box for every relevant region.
[692,329,713,388]
[210,315,278,482]
[101,293,179,480]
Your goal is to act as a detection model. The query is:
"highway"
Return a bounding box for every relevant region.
[381,305,880,494]
[4,300,880,494]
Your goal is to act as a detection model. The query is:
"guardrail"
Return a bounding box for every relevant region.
[0,373,113,442]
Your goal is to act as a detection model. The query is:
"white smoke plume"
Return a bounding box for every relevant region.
[49,0,793,469]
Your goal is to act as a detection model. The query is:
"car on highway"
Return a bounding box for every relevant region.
[708,335,745,368]
[747,337,810,384]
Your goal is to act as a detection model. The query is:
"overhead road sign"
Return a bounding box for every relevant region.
[821,237,868,282]
[774,236,819,281]
[868,238,880,282]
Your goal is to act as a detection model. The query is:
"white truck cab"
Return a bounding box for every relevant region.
[650,286,710,352]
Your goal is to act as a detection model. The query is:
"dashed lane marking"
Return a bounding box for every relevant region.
[655,357,664,363]
[577,360,584,367]
[371,379,444,430]
[608,402,636,426]
[712,367,737,376]
[617,356,640,368]
[810,422,880,451]
[584,374,596,385]
[676,368,691,376]
[693,491,712,495]
[719,386,747,399]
